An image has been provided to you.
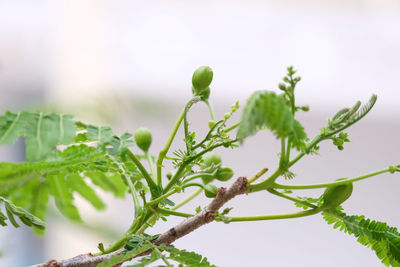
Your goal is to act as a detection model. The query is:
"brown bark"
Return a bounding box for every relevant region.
[31,177,247,267]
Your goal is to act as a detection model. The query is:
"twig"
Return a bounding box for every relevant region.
[30,177,248,267]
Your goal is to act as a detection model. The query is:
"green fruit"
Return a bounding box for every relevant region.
[134,127,152,152]
[192,66,213,96]
[215,167,234,181]
[204,184,218,198]
[201,175,214,185]
[322,179,353,209]
[201,152,222,169]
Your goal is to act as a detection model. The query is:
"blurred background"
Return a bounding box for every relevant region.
[0,0,399,266]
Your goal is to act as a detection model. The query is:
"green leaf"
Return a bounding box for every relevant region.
[0,111,76,161]
[0,210,7,226]
[0,196,45,230]
[237,91,307,150]
[325,94,377,136]
[322,209,400,266]
[97,243,154,267]
[160,244,216,267]
[0,111,27,145]
[87,125,113,144]
[128,250,162,267]
[85,172,126,198]
[67,174,105,210]
[24,113,76,161]
[0,144,130,229]
[108,133,135,156]
[47,174,81,221]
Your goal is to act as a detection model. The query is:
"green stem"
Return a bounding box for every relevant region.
[109,155,142,218]
[288,135,323,168]
[224,122,240,133]
[157,109,186,186]
[99,213,143,255]
[204,99,216,121]
[157,207,193,218]
[192,120,224,150]
[126,150,157,196]
[172,188,203,210]
[184,173,214,183]
[267,188,318,209]
[273,168,392,190]
[247,168,282,193]
[247,168,268,184]
[145,152,157,184]
[224,208,322,222]
[184,97,202,153]
[182,182,205,190]
[279,138,286,169]
[285,138,291,164]
[136,214,158,234]
[247,134,324,193]
[145,188,178,207]
[159,249,173,267]
[163,139,237,193]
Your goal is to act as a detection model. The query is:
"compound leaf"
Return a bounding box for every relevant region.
[237,91,307,150]
[322,209,400,266]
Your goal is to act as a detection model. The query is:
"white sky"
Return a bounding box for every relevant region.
[0,0,399,115]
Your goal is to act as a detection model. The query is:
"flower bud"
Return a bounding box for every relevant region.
[204,184,218,198]
[215,167,234,181]
[134,127,152,152]
[192,66,213,95]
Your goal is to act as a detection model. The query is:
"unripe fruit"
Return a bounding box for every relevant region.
[201,152,222,184]
[192,66,213,96]
[322,179,353,209]
[215,167,234,181]
[134,127,152,152]
[204,184,218,198]
[201,175,214,185]
[201,152,222,169]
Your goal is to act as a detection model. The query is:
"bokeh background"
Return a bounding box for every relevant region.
[0,0,399,266]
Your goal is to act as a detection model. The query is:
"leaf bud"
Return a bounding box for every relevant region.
[208,120,216,129]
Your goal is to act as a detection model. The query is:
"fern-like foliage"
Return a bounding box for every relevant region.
[102,242,216,267]
[323,94,378,136]
[237,91,307,150]
[0,109,148,232]
[322,209,400,266]
[0,111,76,161]
[97,243,154,267]
[0,144,131,227]
[0,196,45,230]
[159,244,216,267]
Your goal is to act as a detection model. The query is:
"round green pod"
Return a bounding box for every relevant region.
[204,184,218,198]
[201,152,222,169]
[215,167,234,181]
[192,66,213,95]
[322,179,353,209]
[200,152,222,184]
[134,127,152,152]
